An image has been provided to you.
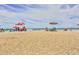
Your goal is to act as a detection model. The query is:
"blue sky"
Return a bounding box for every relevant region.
[0,4,79,28]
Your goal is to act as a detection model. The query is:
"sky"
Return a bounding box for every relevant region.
[0,4,79,28]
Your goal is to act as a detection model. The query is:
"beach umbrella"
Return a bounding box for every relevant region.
[16,22,24,25]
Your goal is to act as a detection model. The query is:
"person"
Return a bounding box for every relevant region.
[64,28,68,31]
[23,26,27,31]
[45,27,48,31]
[0,28,4,32]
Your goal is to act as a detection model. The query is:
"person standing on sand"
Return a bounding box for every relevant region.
[45,27,48,31]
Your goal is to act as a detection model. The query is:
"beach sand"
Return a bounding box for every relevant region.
[0,31,79,55]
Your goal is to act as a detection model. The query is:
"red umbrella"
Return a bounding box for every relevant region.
[16,22,24,25]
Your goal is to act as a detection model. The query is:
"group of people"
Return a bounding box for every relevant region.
[0,26,27,32]
[0,28,4,32]
[13,26,27,31]
[45,27,71,31]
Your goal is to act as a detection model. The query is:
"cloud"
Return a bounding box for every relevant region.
[0,4,79,28]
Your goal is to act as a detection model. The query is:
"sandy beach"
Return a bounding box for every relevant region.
[0,31,79,55]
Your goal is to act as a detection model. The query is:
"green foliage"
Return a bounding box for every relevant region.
[49,28,57,31]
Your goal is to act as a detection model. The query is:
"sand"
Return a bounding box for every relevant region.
[0,31,79,55]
